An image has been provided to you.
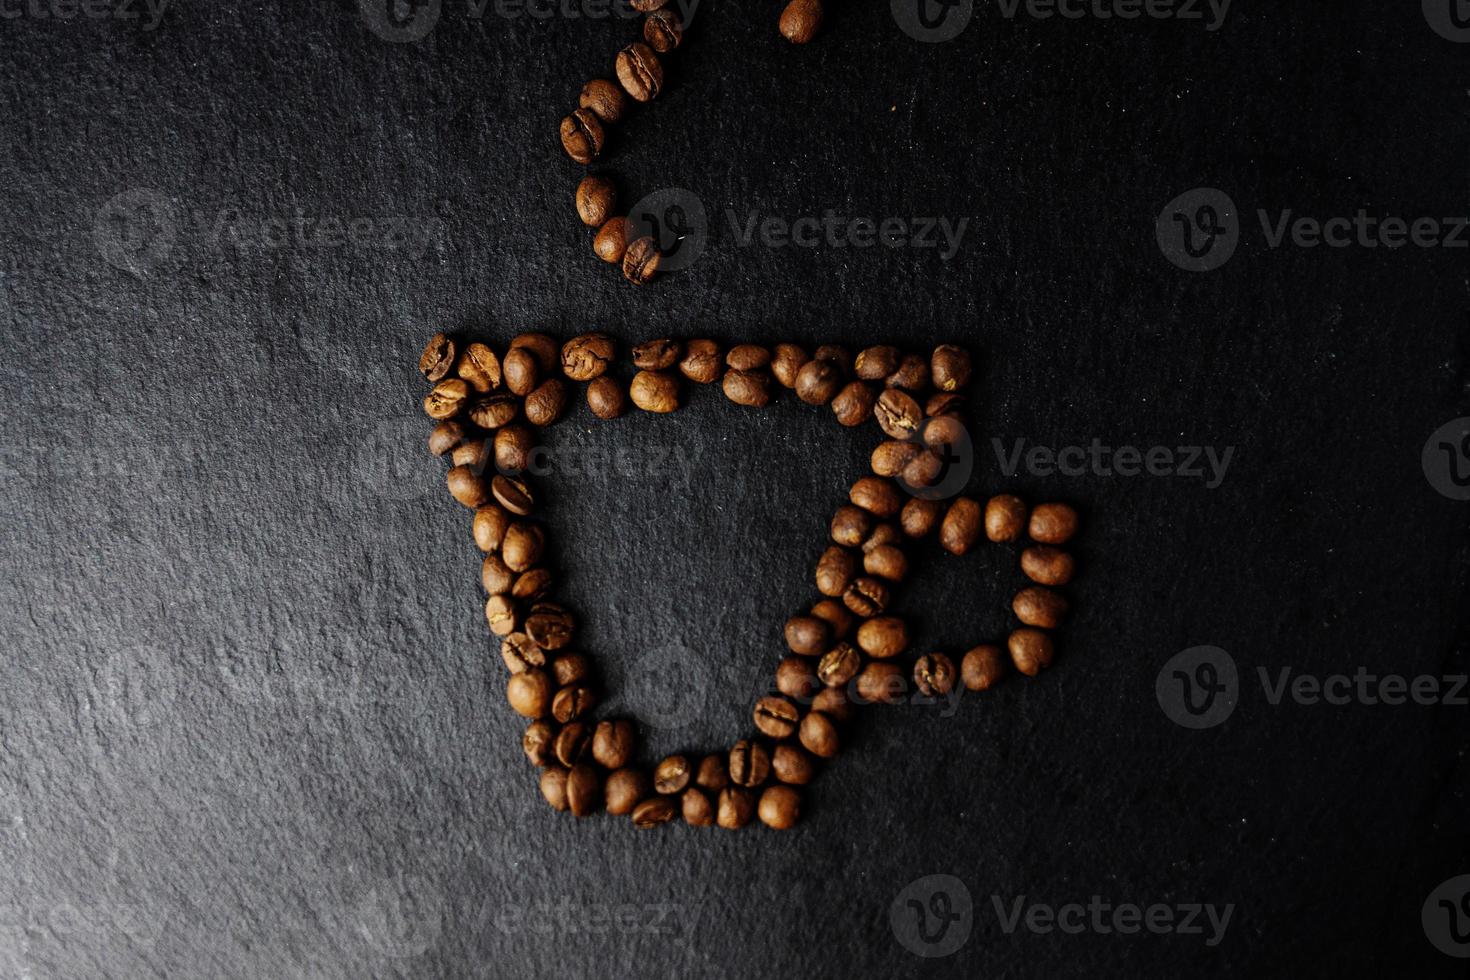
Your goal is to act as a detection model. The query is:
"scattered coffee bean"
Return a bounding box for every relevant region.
[817,642,860,688]
[567,763,601,816]
[450,439,489,472]
[630,0,667,12]
[552,685,595,723]
[775,657,819,700]
[771,344,809,387]
[482,553,515,595]
[900,498,943,537]
[721,345,765,371]
[615,42,664,102]
[510,333,560,372]
[931,344,972,391]
[758,784,801,829]
[562,333,616,381]
[540,766,570,811]
[871,440,921,478]
[447,465,490,508]
[729,739,770,787]
[560,107,605,164]
[469,393,519,430]
[849,477,902,518]
[576,175,616,227]
[502,347,540,396]
[629,369,680,412]
[494,424,536,473]
[809,599,854,640]
[554,722,590,766]
[623,236,660,285]
[875,388,923,440]
[863,544,907,582]
[632,338,681,370]
[1021,545,1075,586]
[586,376,628,419]
[798,711,838,758]
[913,653,957,696]
[424,378,470,420]
[856,616,907,659]
[592,719,635,768]
[854,661,905,704]
[812,344,849,371]
[579,78,628,124]
[854,345,899,380]
[654,755,693,794]
[682,787,715,826]
[485,594,518,636]
[1008,628,1054,676]
[695,754,728,791]
[829,505,872,548]
[886,353,930,390]
[593,216,632,264]
[491,475,534,516]
[843,576,890,617]
[678,339,722,383]
[771,744,815,784]
[784,615,831,656]
[816,545,858,597]
[523,381,566,430]
[794,358,841,405]
[644,8,683,51]
[551,651,590,687]
[1029,502,1079,544]
[922,415,966,450]
[632,796,677,828]
[457,343,502,393]
[811,685,854,722]
[473,504,511,552]
[962,644,1006,690]
[605,767,651,815]
[419,333,456,382]
[940,497,983,555]
[778,0,823,43]
[717,787,755,829]
[507,669,552,718]
[527,602,575,650]
[428,420,464,457]
[501,632,546,673]
[523,720,555,767]
[501,523,545,572]
[1013,586,1068,628]
[722,369,772,407]
[831,381,876,426]
[984,494,1028,543]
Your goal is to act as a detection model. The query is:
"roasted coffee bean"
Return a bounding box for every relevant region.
[456,343,502,394]
[754,696,800,738]
[798,711,838,758]
[560,108,604,164]
[469,393,519,430]
[473,504,511,552]
[775,657,819,700]
[1013,586,1068,628]
[653,755,692,794]
[586,376,628,419]
[875,388,923,440]
[615,42,663,102]
[913,653,957,696]
[524,379,569,426]
[501,632,546,673]
[630,0,667,12]
[771,344,808,387]
[725,344,769,371]
[809,599,854,640]
[501,523,545,572]
[517,573,557,609]
[424,378,470,419]
[523,720,555,766]
[831,381,876,426]
[850,477,902,518]
[562,333,615,381]
[962,644,1006,690]
[678,338,722,383]
[815,545,858,597]
[428,420,464,457]
[552,685,595,723]
[419,333,456,382]
[644,8,683,51]
[527,603,575,650]
[854,660,905,705]
[794,358,842,405]
[1029,502,1080,544]
[578,78,627,124]
[817,642,860,688]
[567,763,600,816]
[856,616,907,659]
[447,465,490,508]
[494,424,535,473]
[632,338,680,370]
[863,544,907,582]
[551,651,590,687]
[985,494,1028,543]
[490,475,534,516]
[1008,628,1054,676]
[784,615,831,656]
[485,595,518,636]
[695,754,728,790]
[623,235,660,285]
[502,347,539,396]
[540,766,569,811]
[901,498,943,537]
[722,369,772,407]
[592,719,635,769]
[812,344,850,371]
[605,767,651,815]
[901,449,944,490]
[729,739,770,788]
[830,505,873,548]
[450,439,489,472]
[576,175,616,227]
[923,415,967,450]
[940,497,983,555]
[843,576,890,618]
[778,0,823,43]
[1021,546,1076,586]
[811,685,854,722]
[887,353,930,390]
[553,722,590,766]
[717,787,755,829]
[510,333,560,372]
[854,345,899,380]
[632,796,677,828]
[593,216,632,264]
[507,669,552,718]
[629,369,680,412]
[771,744,815,785]
[926,391,965,417]
[931,344,972,391]
[871,439,921,478]
[482,553,514,595]
[757,784,801,829]
[682,787,715,826]
[864,523,903,555]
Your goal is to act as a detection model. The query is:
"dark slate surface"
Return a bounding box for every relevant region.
[1,1,1467,977]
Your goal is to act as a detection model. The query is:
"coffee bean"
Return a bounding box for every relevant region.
[593,216,632,264]
[913,653,957,696]
[1021,546,1075,586]
[798,711,838,758]
[875,388,923,440]
[678,338,722,383]
[632,796,677,828]
[456,343,502,394]
[469,393,519,430]
[501,632,546,673]
[922,415,966,450]
[447,465,490,508]
[811,685,854,722]
[428,421,464,457]
[560,107,605,164]
[586,376,628,419]
[524,379,568,426]
[863,544,907,582]
[629,369,680,412]
[728,739,770,787]
[696,754,728,790]
[562,333,615,381]
[450,439,489,472]
[578,78,627,124]
[771,744,815,784]
[553,722,590,766]
[623,236,660,285]
[473,504,511,552]
[771,344,809,387]
[725,344,770,371]
[940,497,983,555]
[962,644,1006,690]
[567,763,600,816]
[551,652,590,687]
[926,391,965,417]
[576,175,617,227]
[784,615,831,656]
[886,353,930,390]
[592,719,635,768]
[630,0,667,12]
[716,787,755,829]
[756,784,800,829]
[632,338,681,370]
[502,347,539,396]
[419,333,456,382]
[722,369,773,407]
[1029,502,1079,544]
[931,344,972,390]
[812,344,850,371]
[900,448,943,490]
[984,494,1028,542]
[644,8,683,51]
[809,599,854,640]
[552,685,595,723]
[653,755,692,794]
[794,359,841,405]
[482,553,514,595]
[754,695,800,738]
[817,642,860,687]
[605,767,651,815]
[815,545,858,597]
[856,616,907,659]
[615,42,663,102]
[850,477,902,518]
[523,720,555,766]
[900,498,943,537]
[507,669,552,718]
[870,440,920,478]
[485,595,518,636]
[831,381,876,426]
[494,424,535,473]
[488,476,532,517]
[527,602,575,650]
[843,576,889,617]
[501,523,544,573]
[540,766,569,811]
[775,657,819,700]
[830,505,873,548]
[778,0,823,43]
[864,524,904,558]
[424,378,470,419]
[854,345,899,380]
[510,333,560,372]
[854,661,905,704]
[681,787,715,826]
[1013,586,1068,628]
[1008,628,1054,676]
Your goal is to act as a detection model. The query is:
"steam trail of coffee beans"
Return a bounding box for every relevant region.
[561,0,827,286]
[418,333,1081,830]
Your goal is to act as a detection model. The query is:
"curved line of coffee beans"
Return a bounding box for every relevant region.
[417,333,1081,830]
[560,0,828,286]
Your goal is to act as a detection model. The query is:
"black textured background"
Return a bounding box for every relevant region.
[1,1,1467,977]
